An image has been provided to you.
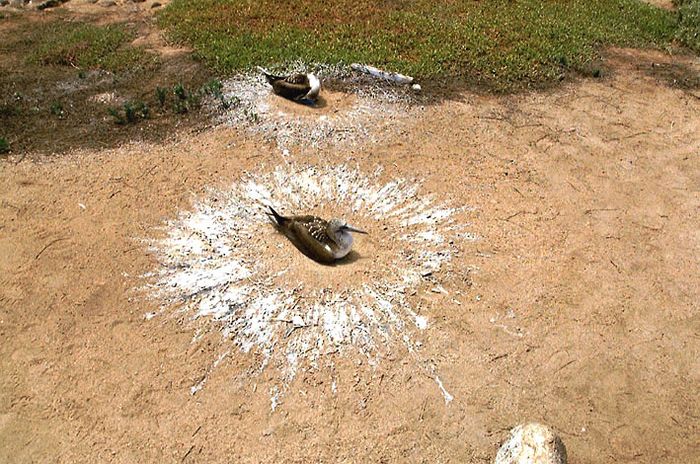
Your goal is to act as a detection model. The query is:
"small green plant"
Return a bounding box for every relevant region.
[172,82,190,113]
[243,108,259,123]
[200,79,235,110]
[201,79,223,96]
[50,101,65,118]
[0,137,9,154]
[173,82,187,101]
[171,82,205,114]
[123,102,137,123]
[155,86,167,107]
[126,101,149,122]
[78,70,87,79]
[108,107,125,125]
[173,99,188,114]
[108,100,149,125]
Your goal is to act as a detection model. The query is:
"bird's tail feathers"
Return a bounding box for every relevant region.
[266,205,289,226]
[257,66,281,83]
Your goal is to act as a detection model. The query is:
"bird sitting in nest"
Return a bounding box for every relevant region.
[257,67,321,103]
[266,206,367,264]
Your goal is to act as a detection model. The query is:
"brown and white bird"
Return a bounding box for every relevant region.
[266,206,367,263]
[257,67,321,102]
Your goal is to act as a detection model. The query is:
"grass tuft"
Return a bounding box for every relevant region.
[156,86,168,107]
[0,137,9,154]
[50,101,65,118]
[200,79,235,109]
[108,101,150,125]
[172,82,192,113]
[157,0,681,91]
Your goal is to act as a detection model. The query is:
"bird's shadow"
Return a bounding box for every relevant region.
[296,95,327,109]
[331,250,362,266]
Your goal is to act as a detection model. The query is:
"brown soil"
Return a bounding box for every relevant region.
[642,0,676,10]
[1,4,700,464]
[0,0,210,157]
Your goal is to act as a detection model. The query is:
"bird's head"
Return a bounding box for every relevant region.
[327,218,368,243]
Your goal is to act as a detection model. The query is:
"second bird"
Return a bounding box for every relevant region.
[267,206,367,264]
[257,67,321,103]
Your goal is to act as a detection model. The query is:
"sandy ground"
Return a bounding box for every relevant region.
[1,7,699,461]
[643,0,675,9]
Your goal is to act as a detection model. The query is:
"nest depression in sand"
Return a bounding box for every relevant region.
[142,162,474,405]
[212,64,420,149]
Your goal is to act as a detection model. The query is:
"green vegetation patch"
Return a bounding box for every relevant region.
[158,0,678,91]
[0,137,9,154]
[108,100,150,125]
[674,0,700,52]
[28,21,155,72]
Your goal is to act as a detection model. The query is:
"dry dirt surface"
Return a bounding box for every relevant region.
[642,0,676,10]
[1,13,700,463]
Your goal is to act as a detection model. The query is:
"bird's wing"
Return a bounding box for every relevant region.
[284,74,310,85]
[288,217,336,263]
[294,216,328,240]
[271,77,311,100]
[257,66,286,84]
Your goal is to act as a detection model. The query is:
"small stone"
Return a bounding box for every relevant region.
[411,83,422,92]
[494,423,567,464]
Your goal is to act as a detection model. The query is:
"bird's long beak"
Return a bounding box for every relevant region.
[344,225,368,234]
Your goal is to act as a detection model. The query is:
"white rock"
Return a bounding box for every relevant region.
[411,83,422,92]
[494,423,567,464]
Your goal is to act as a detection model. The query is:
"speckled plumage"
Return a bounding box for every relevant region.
[267,206,366,264]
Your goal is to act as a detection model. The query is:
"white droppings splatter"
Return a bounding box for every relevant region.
[208,64,419,150]
[270,387,280,411]
[435,376,454,405]
[190,379,206,396]
[142,163,471,405]
[490,312,526,338]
